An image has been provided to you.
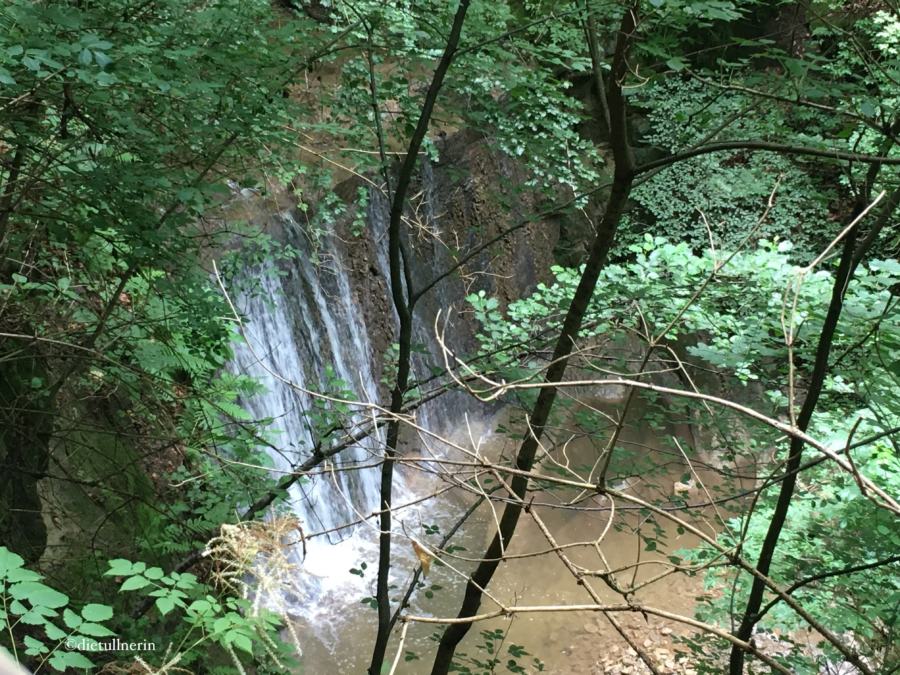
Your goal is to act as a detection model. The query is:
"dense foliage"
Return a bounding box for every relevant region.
[1,0,898,673]
[470,237,900,671]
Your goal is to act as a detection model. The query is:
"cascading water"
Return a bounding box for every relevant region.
[226,158,510,653]
[221,145,709,674]
[230,211,390,541]
[227,200,457,646]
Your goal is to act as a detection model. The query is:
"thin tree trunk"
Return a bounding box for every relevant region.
[585,1,611,136]
[368,2,472,672]
[429,6,639,673]
[728,186,899,673]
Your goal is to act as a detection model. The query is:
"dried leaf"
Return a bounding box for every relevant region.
[411,540,432,577]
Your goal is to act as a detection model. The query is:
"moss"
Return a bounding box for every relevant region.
[37,423,157,601]
[0,357,52,563]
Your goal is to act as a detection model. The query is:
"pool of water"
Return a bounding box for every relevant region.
[284,403,729,674]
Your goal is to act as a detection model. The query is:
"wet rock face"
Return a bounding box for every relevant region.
[426,129,558,309]
[340,195,394,388]
[338,129,561,403]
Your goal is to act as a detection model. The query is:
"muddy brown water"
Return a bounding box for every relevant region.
[290,404,728,674]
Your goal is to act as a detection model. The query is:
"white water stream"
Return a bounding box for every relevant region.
[227,203,465,648]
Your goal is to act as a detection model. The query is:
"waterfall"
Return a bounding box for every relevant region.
[225,160,506,642]
[230,212,393,542]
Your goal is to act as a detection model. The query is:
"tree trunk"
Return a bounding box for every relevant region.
[728,185,899,673]
[368,3,472,673]
[429,6,639,673]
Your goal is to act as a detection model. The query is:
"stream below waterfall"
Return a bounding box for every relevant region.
[284,406,726,675]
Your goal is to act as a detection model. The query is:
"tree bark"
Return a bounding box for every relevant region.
[728,186,899,674]
[368,2,472,673]
[429,6,639,673]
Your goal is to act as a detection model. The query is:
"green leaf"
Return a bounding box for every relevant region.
[49,651,95,670]
[10,582,68,608]
[0,547,25,577]
[81,603,113,622]
[23,635,48,656]
[105,559,134,576]
[44,622,67,641]
[143,567,164,581]
[155,597,176,616]
[20,610,50,626]
[78,622,115,637]
[174,573,197,590]
[119,575,150,591]
[230,631,253,654]
[666,57,686,72]
[0,546,25,578]
[85,39,113,50]
[93,51,112,68]
[212,616,232,634]
[6,567,41,583]
[63,607,83,629]
[27,604,57,617]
